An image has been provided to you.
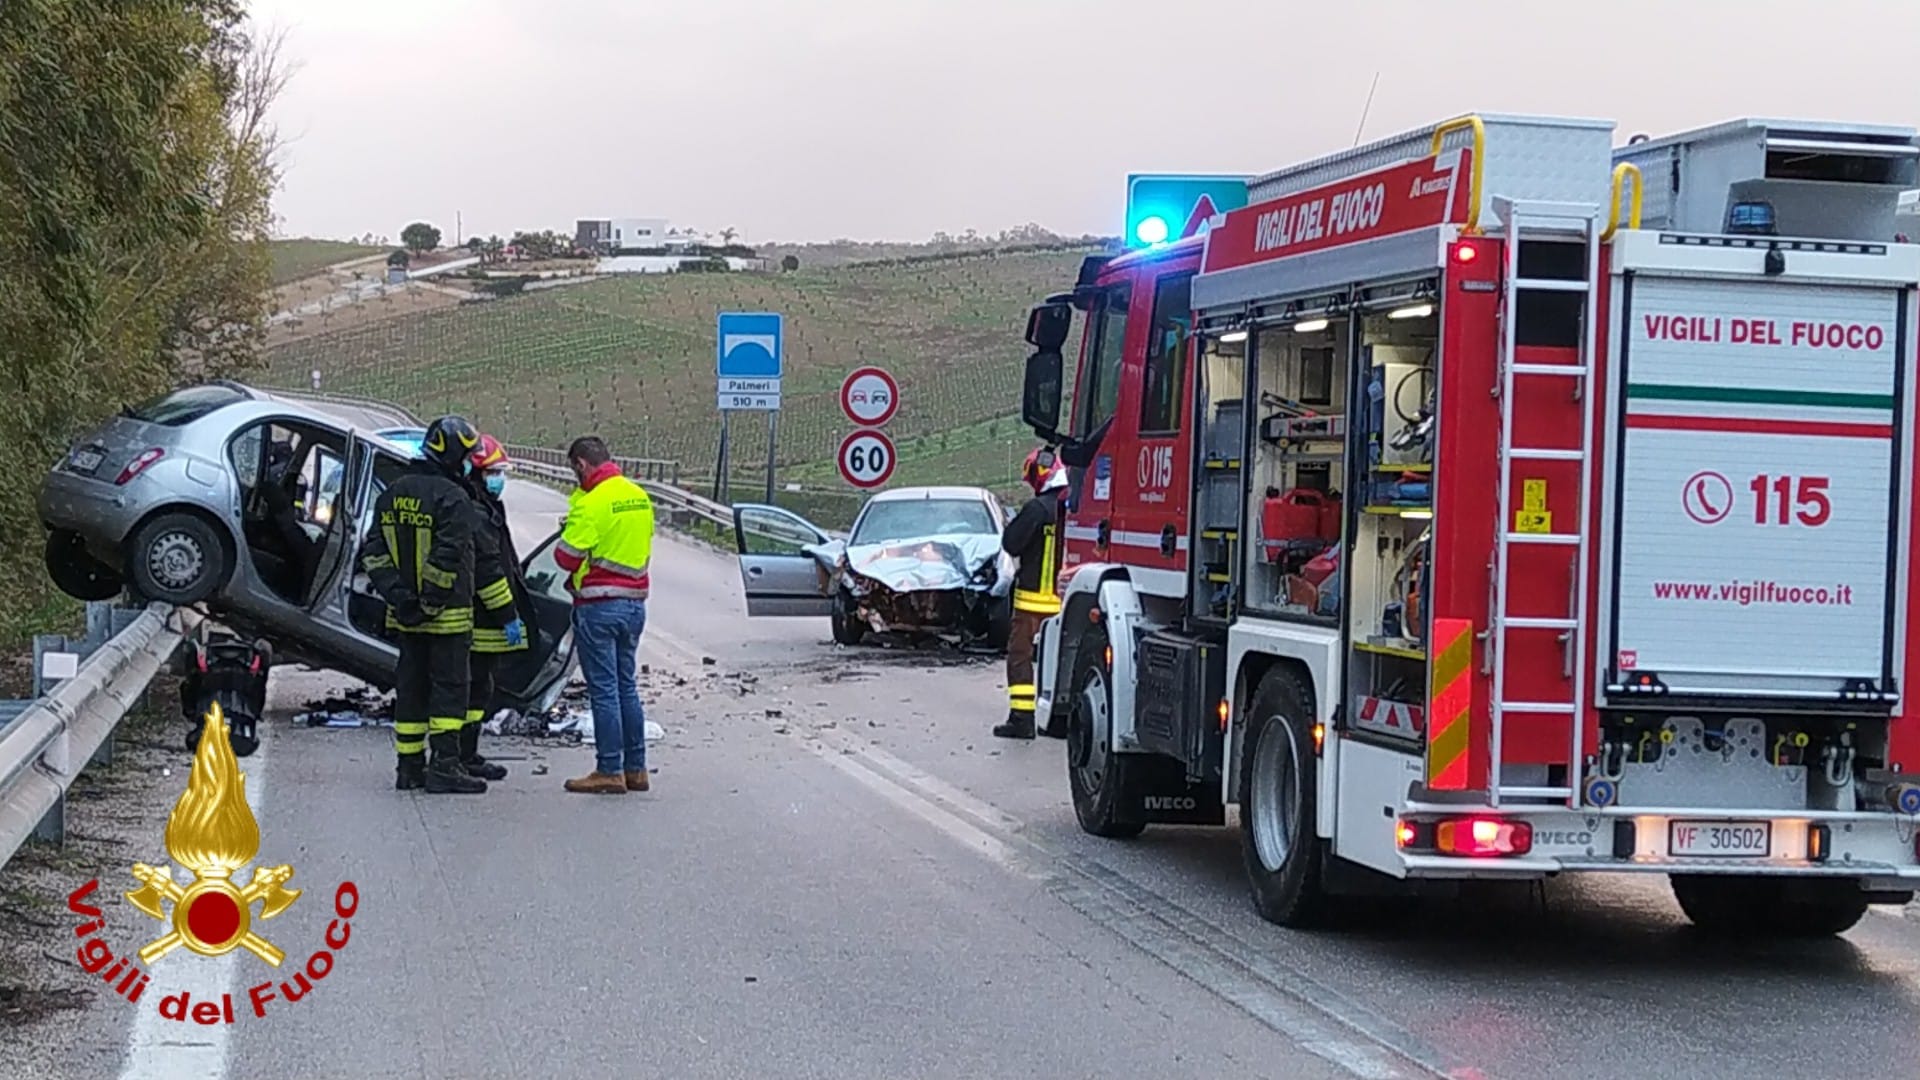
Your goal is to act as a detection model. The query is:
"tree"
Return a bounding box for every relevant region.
[0,0,286,634]
[780,254,800,272]
[464,236,484,254]
[719,226,739,245]
[401,222,441,254]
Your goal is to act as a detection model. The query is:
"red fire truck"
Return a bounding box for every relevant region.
[1018,113,1920,935]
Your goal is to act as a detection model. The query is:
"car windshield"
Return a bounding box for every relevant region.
[128,384,246,426]
[851,498,994,545]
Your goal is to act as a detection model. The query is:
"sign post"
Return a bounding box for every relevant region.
[838,366,900,492]
[717,312,784,503]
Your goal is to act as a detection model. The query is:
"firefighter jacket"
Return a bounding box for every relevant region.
[360,463,477,635]
[1002,490,1064,615]
[469,487,533,653]
[554,461,654,604]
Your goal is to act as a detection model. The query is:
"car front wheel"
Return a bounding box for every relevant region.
[830,588,866,646]
[128,512,229,606]
[45,529,124,601]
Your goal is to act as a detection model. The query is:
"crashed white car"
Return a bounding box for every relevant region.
[730,486,1014,650]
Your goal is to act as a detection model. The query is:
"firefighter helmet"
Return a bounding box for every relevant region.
[1022,446,1067,494]
[469,433,510,473]
[422,415,482,476]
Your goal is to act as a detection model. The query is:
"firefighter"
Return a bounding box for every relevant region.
[461,434,532,781]
[360,414,488,794]
[994,445,1070,740]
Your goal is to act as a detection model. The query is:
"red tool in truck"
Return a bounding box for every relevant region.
[1017,112,1920,936]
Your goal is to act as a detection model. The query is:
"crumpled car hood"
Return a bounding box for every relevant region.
[804,533,1006,593]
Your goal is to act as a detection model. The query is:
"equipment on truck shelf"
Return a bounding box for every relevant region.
[1015,111,1920,939]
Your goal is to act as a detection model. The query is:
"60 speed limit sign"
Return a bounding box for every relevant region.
[838,430,896,489]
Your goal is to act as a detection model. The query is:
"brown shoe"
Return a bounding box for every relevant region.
[563,771,627,795]
[625,770,650,792]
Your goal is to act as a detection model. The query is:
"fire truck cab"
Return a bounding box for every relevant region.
[1020,113,1920,935]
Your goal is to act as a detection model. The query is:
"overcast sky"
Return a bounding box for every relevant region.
[249,0,1920,245]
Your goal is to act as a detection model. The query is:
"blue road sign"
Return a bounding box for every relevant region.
[717,312,784,379]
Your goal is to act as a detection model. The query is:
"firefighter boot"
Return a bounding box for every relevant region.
[993,711,1036,740]
[459,724,507,781]
[395,756,426,791]
[425,733,488,794]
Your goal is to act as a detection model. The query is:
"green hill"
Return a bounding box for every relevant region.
[269,238,386,284]
[259,249,1097,504]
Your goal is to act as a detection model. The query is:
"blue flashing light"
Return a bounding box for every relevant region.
[1125,173,1250,250]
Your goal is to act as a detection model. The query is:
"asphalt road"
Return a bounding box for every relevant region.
[78,478,1920,1080]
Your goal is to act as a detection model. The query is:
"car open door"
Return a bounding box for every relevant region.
[489,529,579,715]
[732,503,835,616]
[302,435,364,609]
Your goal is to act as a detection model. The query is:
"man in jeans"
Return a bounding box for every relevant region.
[552,436,656,795]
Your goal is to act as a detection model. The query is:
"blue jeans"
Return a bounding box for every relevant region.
[572,599,647,775]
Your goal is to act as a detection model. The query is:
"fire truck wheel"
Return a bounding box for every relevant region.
[1066,623,1145,840]
[830,589,866,646]
[1670,874,1868,937]
[1238,668,1328,928]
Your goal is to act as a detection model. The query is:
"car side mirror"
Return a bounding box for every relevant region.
[1022,349,1064,439]
[1024,301,1073,351]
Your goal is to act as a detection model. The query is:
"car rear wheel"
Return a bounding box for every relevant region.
[44,530,124,601]
[128,512,229,606]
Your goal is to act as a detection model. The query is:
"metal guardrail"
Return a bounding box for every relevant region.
[0,602,196,871]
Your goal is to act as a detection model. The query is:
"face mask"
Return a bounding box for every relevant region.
[483,473,506,497]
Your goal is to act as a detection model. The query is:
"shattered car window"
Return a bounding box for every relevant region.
[852,499,994,545]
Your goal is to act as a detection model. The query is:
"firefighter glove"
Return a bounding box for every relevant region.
[503,618,525,647]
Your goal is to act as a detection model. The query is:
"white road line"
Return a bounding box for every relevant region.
[116,736,269,1080]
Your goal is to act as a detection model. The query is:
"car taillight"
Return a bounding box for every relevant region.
[115,448,165,485]
[1434,817,1533,858]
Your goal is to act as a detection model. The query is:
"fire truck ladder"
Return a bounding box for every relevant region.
[1486,197,1602,809]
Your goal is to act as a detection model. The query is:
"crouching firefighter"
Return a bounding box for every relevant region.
[995,446,1070,740]
[360,415,488,794]
[461,434,533,781]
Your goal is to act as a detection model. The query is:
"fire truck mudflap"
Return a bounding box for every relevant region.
[1597,232,1920,705]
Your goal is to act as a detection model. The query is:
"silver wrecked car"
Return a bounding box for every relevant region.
[730,486,1014,650]
[37,381,577,711]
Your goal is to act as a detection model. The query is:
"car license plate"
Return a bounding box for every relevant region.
[1669,820,1771,858]
[69,449,103,472]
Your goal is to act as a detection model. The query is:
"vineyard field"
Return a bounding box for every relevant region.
[260,248,1097,479]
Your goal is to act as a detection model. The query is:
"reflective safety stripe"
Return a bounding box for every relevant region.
[428,715,464,734]
[593,554,650,577]
[1009,683,1037,713]
[394,718,428,756]
[364,553,394,570]
[1425,618,1475,790]
[420,560,456,589]
[464,709,485,727]
[387,605,473,634]
[1013,589,1060,614]
[476,576,514,610]
[471,628,528,653]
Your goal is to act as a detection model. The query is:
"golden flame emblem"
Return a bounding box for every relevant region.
[126,702,301,965]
